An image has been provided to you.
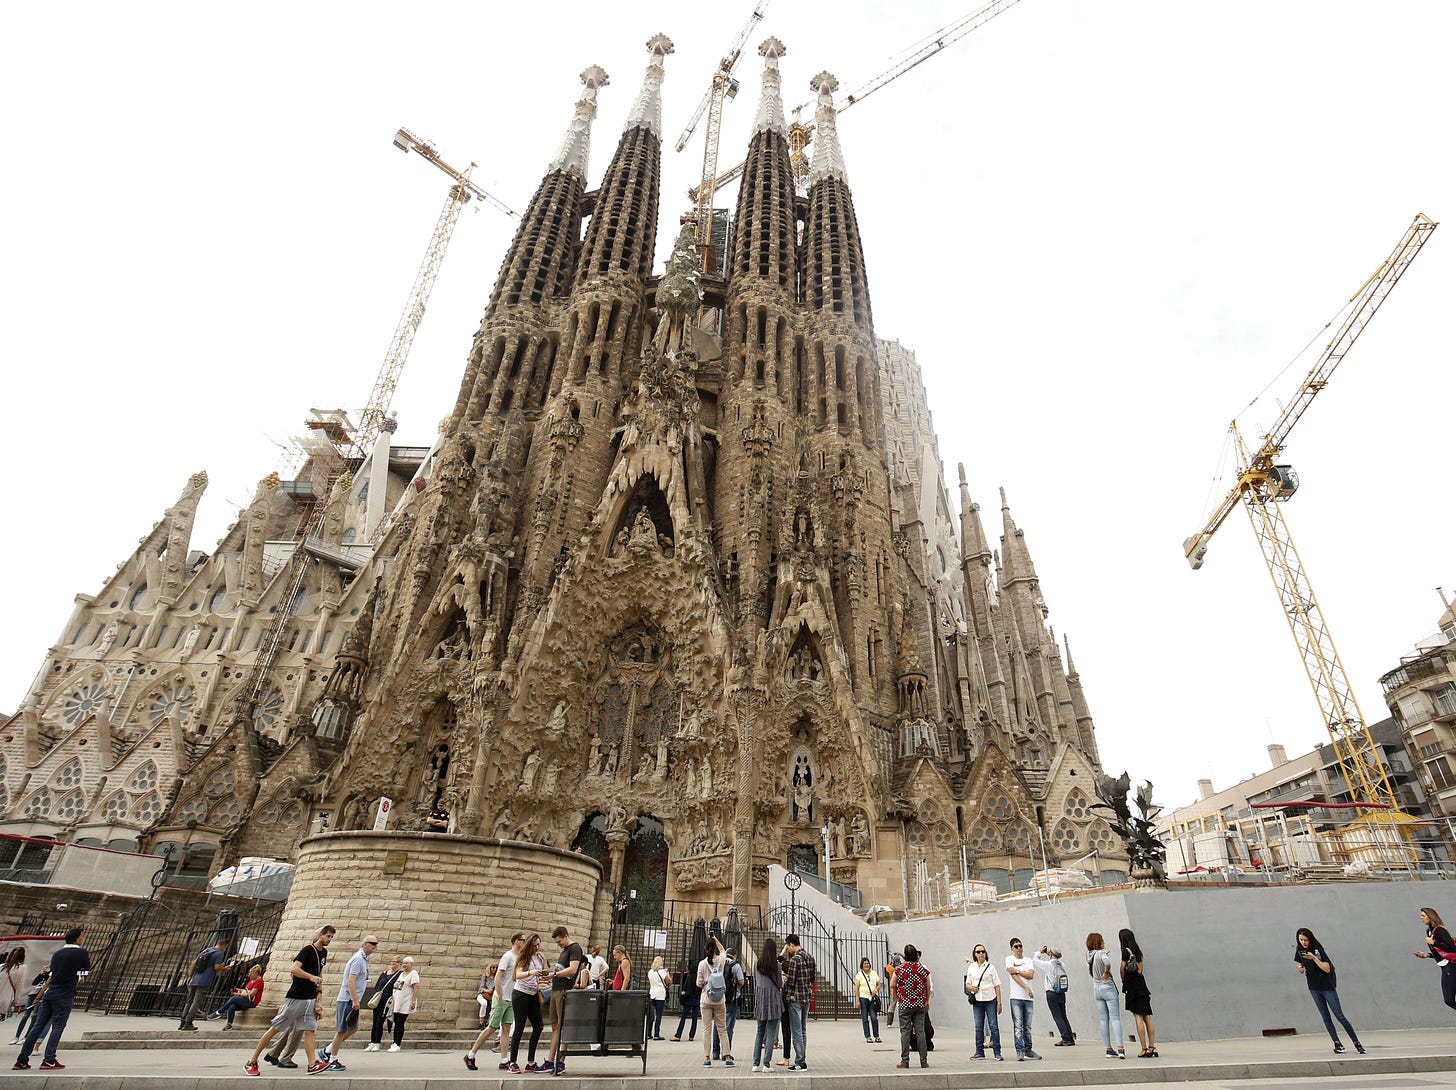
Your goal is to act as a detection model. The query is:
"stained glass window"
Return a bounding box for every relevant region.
[24,788,52,817]
[1064,787,1091,820]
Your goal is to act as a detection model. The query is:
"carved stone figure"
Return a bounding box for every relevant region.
[849,811,870,858]
[520,750,542,793]
[546,699,568,737]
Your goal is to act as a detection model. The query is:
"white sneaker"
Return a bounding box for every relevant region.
[364,1044,378,1052]
[752,1064,763,1072]
[388,1044,400,1053]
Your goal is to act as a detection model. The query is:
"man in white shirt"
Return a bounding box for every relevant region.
[464,932,523,1072]
[1004,938,1040,1060]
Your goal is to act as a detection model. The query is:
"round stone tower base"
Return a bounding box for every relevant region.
[268,832,603,1031]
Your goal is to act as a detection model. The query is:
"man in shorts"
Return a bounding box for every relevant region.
[464,933,522,1071]
[319,934,376,1070]
[245,925,335,1076]
[541,926,584,1075]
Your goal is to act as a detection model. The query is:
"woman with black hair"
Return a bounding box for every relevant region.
[894,944,934,1069]
[1117,929,1156,1058]
[1295,927,1364,1054]
[1416,907,1456,1013]
[750,938,784,1072]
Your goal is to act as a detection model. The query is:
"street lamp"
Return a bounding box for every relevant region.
[821,819,832,893]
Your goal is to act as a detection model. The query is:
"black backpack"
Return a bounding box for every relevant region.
[192,948,215,976]
[723,961,741,1004]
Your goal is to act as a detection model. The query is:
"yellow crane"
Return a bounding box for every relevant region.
[1183,213,1436,845]
[690,0,1024,202]
[674,0,771,275]
[239,130,515,723]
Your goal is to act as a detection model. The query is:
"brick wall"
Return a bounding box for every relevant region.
[269,831,603,1030]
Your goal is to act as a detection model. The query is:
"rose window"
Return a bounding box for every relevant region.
[131,792,162,823]
[23,788,51,817]
[968,821,1000,853]
[53,759,83,789]
[55,789,85,822]
[1064,788,1091,820]
[1052,819,1081,853]
[1088,822,1117,852]
[61,683,109,726]
[125,762,159,793]
[984,793,1013,821]
[147,685,196,726]
[252,689,284,732]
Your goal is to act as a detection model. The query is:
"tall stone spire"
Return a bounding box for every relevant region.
[753,36,788,136]
[622,33,674,136]
[548,65,609,179]
[807,71,849,186]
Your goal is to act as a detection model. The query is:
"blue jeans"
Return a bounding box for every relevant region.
[972,999,1000,1056]
[1093,981,1123,1051]
[1309,988,1360,1046]
[787,1000,808,1067]
[17,992,73,1065]
[752,1018,779,1068]
[651,998,664,1037]
[859,996,880,1039]
[673,995,699,1039]
[217,995,256,1026]
[1009,997,1032,1056]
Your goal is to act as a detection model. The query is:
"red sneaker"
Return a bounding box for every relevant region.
[39,1061,66,1070]
[306,1059,330,1074]
[244,1061,260,1076]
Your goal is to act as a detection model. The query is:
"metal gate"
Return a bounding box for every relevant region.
[767,902,889,1020]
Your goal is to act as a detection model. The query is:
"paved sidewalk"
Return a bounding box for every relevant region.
[5,1011,1455,1087]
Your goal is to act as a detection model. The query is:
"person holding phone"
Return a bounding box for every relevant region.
[1415,907,1456,1013]
[1294,927,1363,1054]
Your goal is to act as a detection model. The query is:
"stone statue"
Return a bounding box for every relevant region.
[520,750,542,793]
[492,806,514,838]
[180,622,203,659]
[589,731,604,775]
[833,817,847,858]
[546,700,568,737]
[605,801,632,837]
[542,762,561,795]
[627,508,660,554]
[655,735,670,779]
[96,621,118,657]
[849,810,870,858]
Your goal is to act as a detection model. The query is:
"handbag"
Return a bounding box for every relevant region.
[364,988,382,1010]
[872,995,882,1013]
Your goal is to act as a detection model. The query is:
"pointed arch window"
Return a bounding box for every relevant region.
[968,820,999,854]
[984,792,1014,822]
[589,626,673,779]
[126,762,159,793]
[1051,819,1080,853]
[52,758,83,790]
[103,792,128,822]
[1064,787,1091,821]
[205,768,235,797]
[1088,821,1117,853]
[55,789,85,823]
[131,792,162,824]
[24,788,53,817]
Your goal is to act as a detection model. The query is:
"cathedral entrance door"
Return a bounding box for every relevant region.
[618,815,668,925]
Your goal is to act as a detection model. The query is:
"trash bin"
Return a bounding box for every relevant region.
[603,989,650,1046]
[560,989,606,1046]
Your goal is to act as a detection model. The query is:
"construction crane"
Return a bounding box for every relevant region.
[237,129,516,727]
[674,0,770,274]
[1183,213,1436,840]
[690,0,1023,202]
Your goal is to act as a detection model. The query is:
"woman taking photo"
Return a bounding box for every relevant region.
[1295,927,1364,1054]
[964,943,1003,1060]
[364,956,403,1051]
[1117,929,1155,1058]
[1416,907,1456,1013]
[855,956,882,1043]
[509,935,550,1073]
[1086,933,1125,1060]
[750,938,784,1073]
[646,956,671,1040]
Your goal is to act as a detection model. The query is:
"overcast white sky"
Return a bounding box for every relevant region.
[3,1,1452,810]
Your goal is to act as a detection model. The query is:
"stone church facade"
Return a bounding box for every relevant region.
[0,36,1124,912]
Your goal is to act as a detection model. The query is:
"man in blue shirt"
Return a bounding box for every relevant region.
[180,939,229,1030]
[319,935,377,1070]
[13,926,90,1071]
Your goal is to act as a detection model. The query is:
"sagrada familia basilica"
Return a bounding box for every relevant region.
[0,36,1124,913]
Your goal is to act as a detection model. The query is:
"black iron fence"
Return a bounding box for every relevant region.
[19,896,286,1017]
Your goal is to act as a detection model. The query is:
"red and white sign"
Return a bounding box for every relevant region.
[373,797,392,831]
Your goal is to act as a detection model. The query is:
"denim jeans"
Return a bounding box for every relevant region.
[651,998,664,1037]
[1093,981,1123,1050]
[217,995,256,1026]
[673,995,700,1039]
[1309,988,1361,1046]
[972,999,1000,1056]
[17,993,73,1065]
[859,996,880,1039]
[1045,989,1075,1043]
[787,1000,808,1066]
[1009,997,1033,1056]
[752,1017,779,1068]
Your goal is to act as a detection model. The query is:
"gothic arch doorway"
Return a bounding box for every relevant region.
[620,814,668,925]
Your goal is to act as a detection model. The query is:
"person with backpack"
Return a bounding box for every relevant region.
[178,939,228,1031]
[1033,945,1076,1047]
[711,949,745,1060]
[697,936,733,1067]
[894,944,934,1069]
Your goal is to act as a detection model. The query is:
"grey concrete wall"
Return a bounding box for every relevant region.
[879,881,1450,1045]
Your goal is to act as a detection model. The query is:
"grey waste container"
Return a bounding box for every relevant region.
[560,989,606,1046]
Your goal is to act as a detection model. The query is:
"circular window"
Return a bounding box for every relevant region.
[1052,819,1080,853]
[53,758,83,789]
[131,792,162,823]
[205,767,235,796]
[1088,823,1117,852]
[1064,788,1091,821]
[210,797,241,825]
[103,793,128,821]
[125,762,159,793]
[931,822,958,850]
[178,796,208,823]
[1006,824,1032,853]
[252,690,283,732]
[969,821,1000,853]
[984,793,1013,822]
[147,685,196,726]
[61,683,109,726]
[24,787,52,817]
[55,789,85,822]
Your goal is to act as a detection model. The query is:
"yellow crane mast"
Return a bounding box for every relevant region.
[239,130,516,722]
[675,0,771,275]
[1183,213,1436,834]
[691,0,1024,201]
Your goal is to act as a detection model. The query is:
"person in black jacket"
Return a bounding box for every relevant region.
[1295,927,1364,1054]
[1416,907,1456,1014]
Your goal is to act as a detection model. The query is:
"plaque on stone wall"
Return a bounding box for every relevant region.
[383,851,407,875]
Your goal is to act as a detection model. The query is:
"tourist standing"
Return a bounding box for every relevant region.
[965,943,1002,1060]
[647,957,671,1040]
[1086,932,1125,1060]
[210,964,265,1029]
[671,955,700,1041]
[1004,937,1040,1060]
[178,938,228,1030]
[698,935,731,1067]
[1295,927,1364,1054]
[1118,929,1156,1058]
[883,951,903,1028]
[464,933,522,1070]
[855,956,882,1043]
[388,956,420,1051]
[320,934,376,1068]
[750,938,783,1073]
[508,934,549,1073]
[587,944,608,989]
[477,964,496,1029]
[782,933,816,1071]
[610,944,632,990]
[11,967,49,1043]
[1416,907,1456,1013]
[244,924,335,1076]
[712,948,744,1060]
[541,925,583,1075]
[12,926,89,1072]
[1033,944,1075,1046]
[367,956,403,1052]
[893,944,933,1069]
